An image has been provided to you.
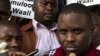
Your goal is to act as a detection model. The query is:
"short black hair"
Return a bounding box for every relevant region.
[60,3,91,16]
[0,0,11,11]
[59,3,93,27]
[89,5,100,16]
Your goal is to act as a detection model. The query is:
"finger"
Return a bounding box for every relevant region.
[8,51,13,56]
[9,51,16,56]
[69,53,76,56]
[15,52,26,56]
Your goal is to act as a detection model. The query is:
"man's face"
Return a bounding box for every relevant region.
[0,1,10,20]
[0,25,22,51]
[33,0,58,24]
[57,12,92,56]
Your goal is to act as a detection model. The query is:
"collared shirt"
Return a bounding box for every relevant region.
[46,45,100,56]
[32,19,60,56]
[97,45,100,50]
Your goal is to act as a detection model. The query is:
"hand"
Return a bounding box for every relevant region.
[8,51,26,56]
[69,53,76,56]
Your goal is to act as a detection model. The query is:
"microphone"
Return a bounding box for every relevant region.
[27,49,38,56]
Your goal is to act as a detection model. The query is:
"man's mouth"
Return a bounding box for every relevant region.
[45,14,53,17]
[65,45,77,52]
[66,47,76,52]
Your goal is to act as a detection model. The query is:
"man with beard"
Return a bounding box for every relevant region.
[21,0,65,55]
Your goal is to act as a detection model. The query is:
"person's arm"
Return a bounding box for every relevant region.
[8,51,26,56]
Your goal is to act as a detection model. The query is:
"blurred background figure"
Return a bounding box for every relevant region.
[0,0,11,20]
[0,20,26,56]
[89,5,100,50]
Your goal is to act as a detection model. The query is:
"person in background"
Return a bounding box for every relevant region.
[89,5,100,50]
[21,0,65,55]
[51,3,100,56]
[0,20,26,56]
[0,0,11,20]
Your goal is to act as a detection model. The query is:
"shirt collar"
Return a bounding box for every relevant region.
[32,19,57,31]
[86,44,100,56]
[97,45,100,50]
[32,19,38,30]
[50,23,57,31]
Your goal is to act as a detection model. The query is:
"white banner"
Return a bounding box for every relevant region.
[67,0,100,6]
[10,0,34,19]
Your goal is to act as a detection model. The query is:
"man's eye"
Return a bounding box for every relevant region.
[59,29,67,35]
[16,38,22,42]
[5,37,12,42]
[41,2,47,5]
[73,29,83,34]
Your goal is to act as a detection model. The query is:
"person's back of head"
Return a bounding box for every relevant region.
[89,5,100,47]
[0,0,11,20]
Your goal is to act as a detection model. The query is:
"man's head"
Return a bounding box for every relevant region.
[57,3,93,56]
[0,21,22,51]
[89,5,100,47]
[0,0,11,20]
[32,0,58,25]
[92,14,100,47]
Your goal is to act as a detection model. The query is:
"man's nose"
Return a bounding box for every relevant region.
[66,33,76,43]
[10,39,18,47]
[47,4,52,10]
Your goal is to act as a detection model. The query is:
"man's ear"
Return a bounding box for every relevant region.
[91,25,95,35]
[32,4,35,12]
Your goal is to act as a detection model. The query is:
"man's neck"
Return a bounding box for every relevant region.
[42,22,55,30]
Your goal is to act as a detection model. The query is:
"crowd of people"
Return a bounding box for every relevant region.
[0,0,100,56]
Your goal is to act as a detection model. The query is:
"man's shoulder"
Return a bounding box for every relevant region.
[53,46,100,56]
[96,49,100,56]
[19,19,34,32]
[53,47,65,56]
[86,45,100,56]
[43,47,65,56]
